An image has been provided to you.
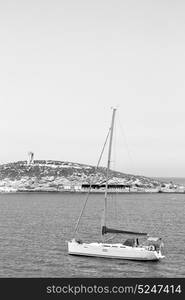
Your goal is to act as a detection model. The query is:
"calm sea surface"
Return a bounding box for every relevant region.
[0,192,185,278]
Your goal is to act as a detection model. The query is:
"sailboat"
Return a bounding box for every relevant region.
[68,108,164,261]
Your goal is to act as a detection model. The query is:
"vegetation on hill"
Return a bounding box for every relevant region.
[0,160,164,192]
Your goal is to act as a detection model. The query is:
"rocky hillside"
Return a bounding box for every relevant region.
[0,160,177,192]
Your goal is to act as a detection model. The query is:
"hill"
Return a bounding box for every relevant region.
[0,160,178,193]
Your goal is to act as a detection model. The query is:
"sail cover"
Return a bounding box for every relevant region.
[102,226,147,236]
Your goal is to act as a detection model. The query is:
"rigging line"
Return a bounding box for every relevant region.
[117,112,135,171]
[112,116,118,219]
[110,193,117,227]
[97,129,111,168]
[101,108,116,241]
[95,174,114,186]
[73,128,111,238]
[104,235,115,242]
[98,118,117,186]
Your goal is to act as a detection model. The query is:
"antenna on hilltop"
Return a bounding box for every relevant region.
[27,152,34,165]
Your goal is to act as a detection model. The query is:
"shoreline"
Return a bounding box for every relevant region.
[0,190,185,195]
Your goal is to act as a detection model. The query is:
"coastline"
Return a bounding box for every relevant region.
[1,161,185,195]
[1,190,185,195]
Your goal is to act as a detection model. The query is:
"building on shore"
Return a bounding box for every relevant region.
[81,183,131,192]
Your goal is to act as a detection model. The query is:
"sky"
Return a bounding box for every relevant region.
[0,0,185,177]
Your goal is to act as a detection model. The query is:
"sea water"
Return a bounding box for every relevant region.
[0,192,184,278]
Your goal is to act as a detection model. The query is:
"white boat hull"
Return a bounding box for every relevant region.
[68,240,164,261]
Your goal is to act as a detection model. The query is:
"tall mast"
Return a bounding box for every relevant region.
[102,108,116,236]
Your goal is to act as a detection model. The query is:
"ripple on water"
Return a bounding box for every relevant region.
[0,193,184,277]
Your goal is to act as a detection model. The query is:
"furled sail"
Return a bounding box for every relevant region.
[102,226,147,236]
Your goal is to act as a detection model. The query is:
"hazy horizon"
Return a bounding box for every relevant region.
[1,0,185,177]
